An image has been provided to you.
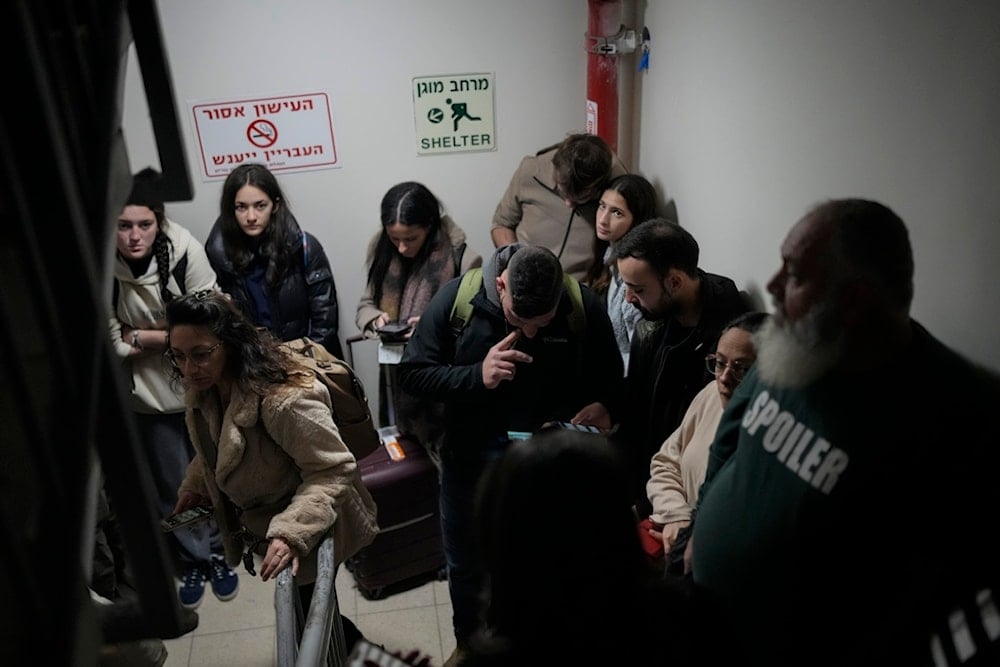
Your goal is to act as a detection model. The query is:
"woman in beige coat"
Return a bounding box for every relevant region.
[166,290,378,649]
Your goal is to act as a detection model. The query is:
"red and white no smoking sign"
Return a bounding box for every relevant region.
[191,91,339,178]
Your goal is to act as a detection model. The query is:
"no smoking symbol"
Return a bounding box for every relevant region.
[247,119,278,148]
[427,108,444,124]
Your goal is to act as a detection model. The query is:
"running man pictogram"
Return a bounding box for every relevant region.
[445,98,481,132]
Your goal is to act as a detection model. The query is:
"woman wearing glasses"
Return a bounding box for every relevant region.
[109,168,238,609]
[644,311,769,574]
[165,290,378,653]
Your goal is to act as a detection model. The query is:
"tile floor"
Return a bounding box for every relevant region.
[162,567,455,666]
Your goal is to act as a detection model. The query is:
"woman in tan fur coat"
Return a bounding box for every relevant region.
[165,290,378,649]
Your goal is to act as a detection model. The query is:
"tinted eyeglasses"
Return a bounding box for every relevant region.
[705,354,751,382]
[166,342,222,369]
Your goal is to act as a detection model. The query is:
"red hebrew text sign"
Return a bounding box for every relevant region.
[191,92,339,178]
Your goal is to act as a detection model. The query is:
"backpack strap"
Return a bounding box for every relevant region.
[562,274,585,335]
[172,253,188,295]
[448,267,485,335]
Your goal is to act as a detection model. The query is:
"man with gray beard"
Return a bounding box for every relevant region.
[689,199,1000,666]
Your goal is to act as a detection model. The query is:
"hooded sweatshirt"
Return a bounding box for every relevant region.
[109,220,219,414]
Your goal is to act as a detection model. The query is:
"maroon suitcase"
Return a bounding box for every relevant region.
[346,434,446,600]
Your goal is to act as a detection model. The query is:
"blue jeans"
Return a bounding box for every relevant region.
[439,439,508,643]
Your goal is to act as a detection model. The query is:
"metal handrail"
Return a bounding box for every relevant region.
[275,533,346,667]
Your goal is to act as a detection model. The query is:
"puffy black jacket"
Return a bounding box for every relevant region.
[205,217,343,358]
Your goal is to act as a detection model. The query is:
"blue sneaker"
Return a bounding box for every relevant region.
[208,554,239,602]
[179,566,206,609]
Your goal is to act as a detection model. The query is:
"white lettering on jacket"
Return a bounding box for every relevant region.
[741,390,849,494]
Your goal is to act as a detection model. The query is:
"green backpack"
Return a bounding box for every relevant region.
[447,267,586,335]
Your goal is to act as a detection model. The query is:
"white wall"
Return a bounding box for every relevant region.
[638,1,1000,369]
[125,0,1000,369]
[123,0,592,341]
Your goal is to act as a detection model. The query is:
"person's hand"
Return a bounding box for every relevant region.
[261,537,300,582]
[404,315,420,339]
[120,325,135,342]
[366,313,391,338]
[570,402,611,430]
[657,520,690,555]
[172,491,208,516]
[482,330,532,389]
[683,534,695,575]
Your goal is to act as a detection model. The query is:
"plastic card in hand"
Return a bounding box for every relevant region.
[377,342,406,365]
[378,425,406,461]
[160,506,213,532]
[555,422,601,433]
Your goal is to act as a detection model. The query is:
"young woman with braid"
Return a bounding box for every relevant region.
[109,168,238,609]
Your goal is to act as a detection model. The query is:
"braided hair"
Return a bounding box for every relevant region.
[126,167,176,303]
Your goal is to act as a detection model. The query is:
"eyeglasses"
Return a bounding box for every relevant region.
[166,342,222,369]
[705,354,752,381]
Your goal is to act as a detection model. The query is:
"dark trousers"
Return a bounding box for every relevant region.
[439,440,507,642]
[134,412,222,569]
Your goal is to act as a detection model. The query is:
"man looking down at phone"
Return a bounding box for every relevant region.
[398,244,623,666]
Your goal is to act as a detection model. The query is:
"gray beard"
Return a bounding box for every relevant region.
[754,306,845,389]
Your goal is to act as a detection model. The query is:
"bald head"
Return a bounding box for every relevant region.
[758,199,915,385]
[809,199,914,311]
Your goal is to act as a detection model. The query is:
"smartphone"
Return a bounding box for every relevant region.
[555,422,601,434]
[377,322,412,341]
[160,505,213,532]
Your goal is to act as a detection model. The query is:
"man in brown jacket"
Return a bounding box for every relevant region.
[491,133,628,281]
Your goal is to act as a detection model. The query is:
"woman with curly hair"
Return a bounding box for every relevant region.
[166,290,378,653]
[109,168,237,609]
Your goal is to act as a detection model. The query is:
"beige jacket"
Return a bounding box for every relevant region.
[491,145,627,280]
[646,381,723,526]
[355,214,482,334]
[179,377,378,583]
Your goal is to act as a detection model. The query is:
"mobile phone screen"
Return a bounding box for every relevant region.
[160,506,213,532]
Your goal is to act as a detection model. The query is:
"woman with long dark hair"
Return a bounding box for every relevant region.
[166,290,378,653]
[582,173,658,370]
[206,163,344,357]
[356,181,481,336]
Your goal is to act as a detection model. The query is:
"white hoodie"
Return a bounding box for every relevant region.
[108,219,219,414]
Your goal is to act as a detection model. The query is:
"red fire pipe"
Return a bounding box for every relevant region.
[587,0,622,153]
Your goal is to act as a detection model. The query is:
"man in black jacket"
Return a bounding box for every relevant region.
[612,218,749,516]
[398,244,622,665]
